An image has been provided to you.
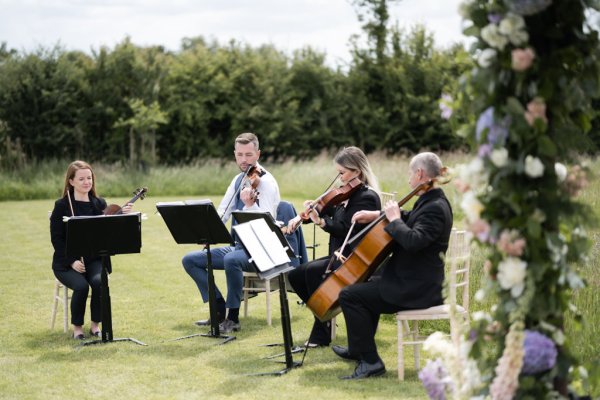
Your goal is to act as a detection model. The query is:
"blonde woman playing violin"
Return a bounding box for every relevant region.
[287,146,380,348]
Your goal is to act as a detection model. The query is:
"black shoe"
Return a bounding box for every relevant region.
[195,312,225,327]
[218,319,241,333]
[194,318,211,326]
[73,333,85,340]
[332,345,359,361]
[89,329,101,338]
[340,359,386,380]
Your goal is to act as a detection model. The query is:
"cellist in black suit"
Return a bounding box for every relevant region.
[333,152,453,380]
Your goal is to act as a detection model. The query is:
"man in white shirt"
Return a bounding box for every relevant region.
[182,132,280,333]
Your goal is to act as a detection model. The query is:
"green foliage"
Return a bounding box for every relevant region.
[0,7,474,166]
[451,0,600,398]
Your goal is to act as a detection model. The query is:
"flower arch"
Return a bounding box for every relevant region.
[422,1,599,399]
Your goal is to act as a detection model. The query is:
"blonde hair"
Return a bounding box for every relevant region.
[334,146,380,192]
[62,160,97,198]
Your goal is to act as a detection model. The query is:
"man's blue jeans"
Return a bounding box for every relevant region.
[182,245,254,309]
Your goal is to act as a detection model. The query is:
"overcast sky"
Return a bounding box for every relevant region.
[0,0,465,65]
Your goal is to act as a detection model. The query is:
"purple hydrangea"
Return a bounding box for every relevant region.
[439,94,453,120]
[478,143,492,158]
[505,0,552,16]
[488,13,503,24]
[419,358,452,400]
[521,330,557,375]
[476,107,510,146]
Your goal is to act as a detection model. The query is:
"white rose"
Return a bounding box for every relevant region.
[466,157,484,175]
[461,191,484,223]
[474,289,486,302]
[524,155,544,178]
[490,148,509,167]
[457,157,488,189]
[423,331,453,355]
[472,311,491,321]
[481,24,508,50]
[477,48,498,68]
[499,13,529,46]
[554,162,567,182]
[497,257,527,297]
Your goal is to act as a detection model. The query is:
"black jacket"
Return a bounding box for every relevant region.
[320,185,381,258]
[379,188,453,309]
[50,194,107,271]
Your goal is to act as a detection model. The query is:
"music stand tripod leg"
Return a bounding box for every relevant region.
[171,245,235,344]
[249,274,302,376]
[80,255,147,347]
[260,273,303,359]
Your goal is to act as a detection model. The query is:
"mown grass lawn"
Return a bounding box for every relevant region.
[1,154,597,399]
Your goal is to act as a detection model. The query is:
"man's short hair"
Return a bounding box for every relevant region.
[235,133,259,150]
[410,152,442,178]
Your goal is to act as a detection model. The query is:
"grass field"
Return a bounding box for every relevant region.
[0,154,597,399]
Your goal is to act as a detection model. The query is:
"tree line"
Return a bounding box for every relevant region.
[0,3,482,169]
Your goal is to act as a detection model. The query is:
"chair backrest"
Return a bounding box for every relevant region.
[379,191,397,209]
[445,229,471,312]
[276,200,308,267]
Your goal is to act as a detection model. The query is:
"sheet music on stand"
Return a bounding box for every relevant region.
[232,215,294,280]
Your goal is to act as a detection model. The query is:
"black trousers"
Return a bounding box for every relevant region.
[339,279,400,359]
[54,259,102,326]
[288,256,334,345]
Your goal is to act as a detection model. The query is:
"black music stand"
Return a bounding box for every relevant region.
[156,200,235,344]
[65,213,146,347]
[233,211,304,358]
[233,218,301,376]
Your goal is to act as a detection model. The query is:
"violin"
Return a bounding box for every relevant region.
[242,165,266,201]
[104,187,148,215]
[299,176,362,221]
[307,170,451,321]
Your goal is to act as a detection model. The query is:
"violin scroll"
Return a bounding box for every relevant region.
[104,187,148,215]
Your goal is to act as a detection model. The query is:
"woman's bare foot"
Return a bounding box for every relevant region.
[73,325,85,340]
[90,322,101,337]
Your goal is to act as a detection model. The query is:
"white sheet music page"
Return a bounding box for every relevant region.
[249,219,291,266]
[233,223,273,271]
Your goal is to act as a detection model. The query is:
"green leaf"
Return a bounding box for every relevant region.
[527,219,542,239]
[462,25,480,37]
[537,135,557,157]
[506,97,525,115]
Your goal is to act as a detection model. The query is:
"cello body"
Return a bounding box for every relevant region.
[306,177,445,322]
[307,218,395,321]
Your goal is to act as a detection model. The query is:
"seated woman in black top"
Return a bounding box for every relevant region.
[50,160,134,339]
[287,147,381,347]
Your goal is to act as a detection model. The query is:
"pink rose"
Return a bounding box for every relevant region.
[470,218,491,242]
[511,47,535,72]
[497,229,527,257]
[524,97,548,126]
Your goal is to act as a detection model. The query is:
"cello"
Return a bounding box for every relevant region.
[306,173,449,321]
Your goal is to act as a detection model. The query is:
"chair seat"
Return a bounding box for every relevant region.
[242,272,279,326]
[396,304,466,320]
